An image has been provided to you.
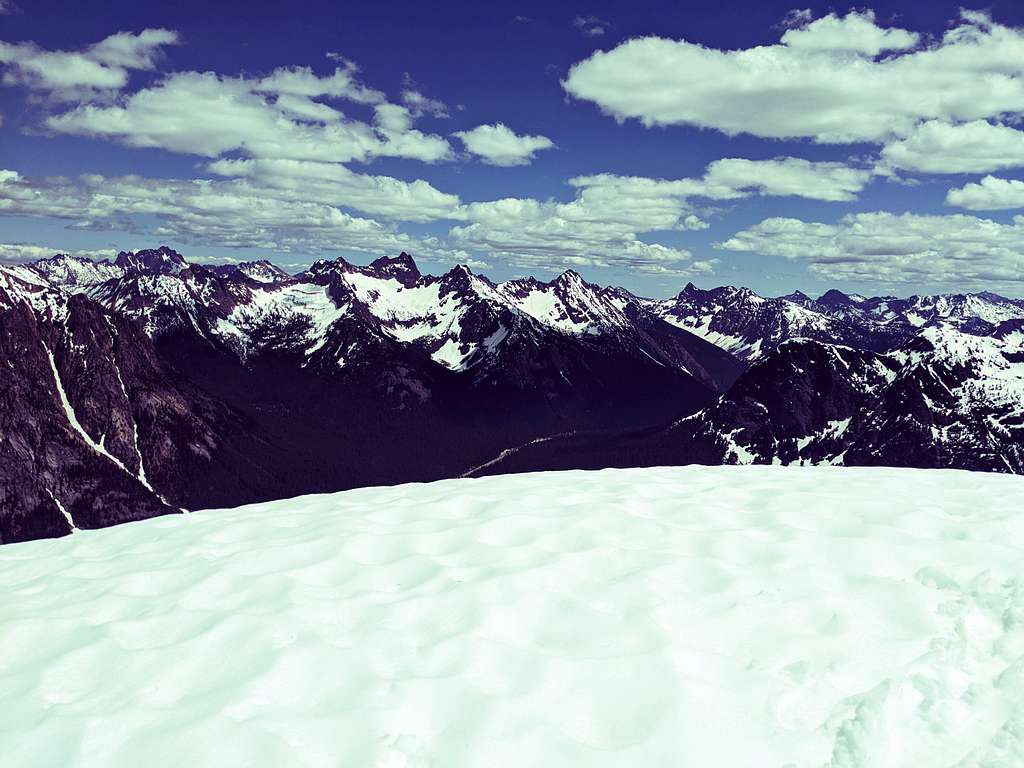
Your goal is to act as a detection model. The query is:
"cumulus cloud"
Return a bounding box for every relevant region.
[0,153,872,276]
[880,120,1024,175]
[563,10,1024,146]
[0,29,178,100]
[254,63,385,104]
[446,156,868,273]
[571,157,873,212]
[46,69,452,163]
[718,212,1024,285]
[946,175,1024,210]
[0,167,463,259]
[779,9,918,55]
[701,157,872,202]
[450,177,700,272]
[453,123,555,166]
[206,158,461,222]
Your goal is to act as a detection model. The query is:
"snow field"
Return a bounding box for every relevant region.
[3,466,1024,766]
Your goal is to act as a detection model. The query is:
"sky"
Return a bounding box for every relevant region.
[4,1,1024,298]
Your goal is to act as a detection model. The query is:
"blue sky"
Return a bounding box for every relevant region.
[3,1,1024,297]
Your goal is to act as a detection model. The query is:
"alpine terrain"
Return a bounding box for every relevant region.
[3,246,1024,542]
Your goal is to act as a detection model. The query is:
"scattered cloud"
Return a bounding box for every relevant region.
[880,120,1024,175]
[206,158,461,221]
[779,9,814,28]
[255,62,385,104]
[0,242,116,262]
[701,157,872,202]
[447,156,868,273]
[0,150,874,277]
[572,15,612,37]
[453,123,555,166]
[0,1,21,15]
[0,166,463,259]
[563,11,1024,146]
[718,212,1024,285]
[401,89,448,118]
[0,28,178,100]
[45,69,452,164]
[399,72,449,119]
[946,175,1024,210]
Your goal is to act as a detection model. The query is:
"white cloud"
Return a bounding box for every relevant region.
[779,10,918,56]
[451,187,694,273]
[572,16,612,37]
[701,157,872,202]
[718,211,1024,285]
[563,10,1024,145]
[86,29,180,70]
[0,242,116,262]
[446,156,870,273]
[254,63,385,104]
[780,9,814,27]
[880,120,1024,175]
[0,152,872,277]
[401,88,448,118]
[453,123,555,166]
[207,158,461,221]
[572,157,872,210]
[46,70,452,164]
[0,167,463,260]
[0,29,178,100]
[946,175,1024,210]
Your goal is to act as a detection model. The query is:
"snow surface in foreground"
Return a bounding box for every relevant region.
[4,466,1024,767]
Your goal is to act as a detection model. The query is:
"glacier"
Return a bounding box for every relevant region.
[3,466,1024,767]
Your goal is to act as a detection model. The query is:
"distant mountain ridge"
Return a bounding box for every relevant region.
[3,245,1024,543]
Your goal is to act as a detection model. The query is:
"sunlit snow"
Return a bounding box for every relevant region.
[3,466,1024,767]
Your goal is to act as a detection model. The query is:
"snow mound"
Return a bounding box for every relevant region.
[3,466,1024,767]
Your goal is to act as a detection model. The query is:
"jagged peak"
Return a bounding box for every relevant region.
[447,264,474,278]
[208,260,291,284]
[780,290,813,304]
[677,282,753,302]
[34,252,95,265]
[552,268,591,290]
[817,288,854,307]
[114,246,187,276]
[305,255,355,276]
[368,252,421,286]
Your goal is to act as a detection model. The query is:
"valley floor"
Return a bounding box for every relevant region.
[3,466,1024,766]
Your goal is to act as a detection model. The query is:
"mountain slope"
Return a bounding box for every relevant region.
[5,248,732,540]
[469,324,1024,477]
[0,268,286,542]
[647,282,1024,362]
[8,245,1024,543]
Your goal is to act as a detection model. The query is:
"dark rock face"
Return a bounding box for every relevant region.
[469,329,1024,478]
[0,291,260,542]
[114,246,188,276]
[5,246,1024,543]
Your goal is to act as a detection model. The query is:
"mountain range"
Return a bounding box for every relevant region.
[3,245,1022,542]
